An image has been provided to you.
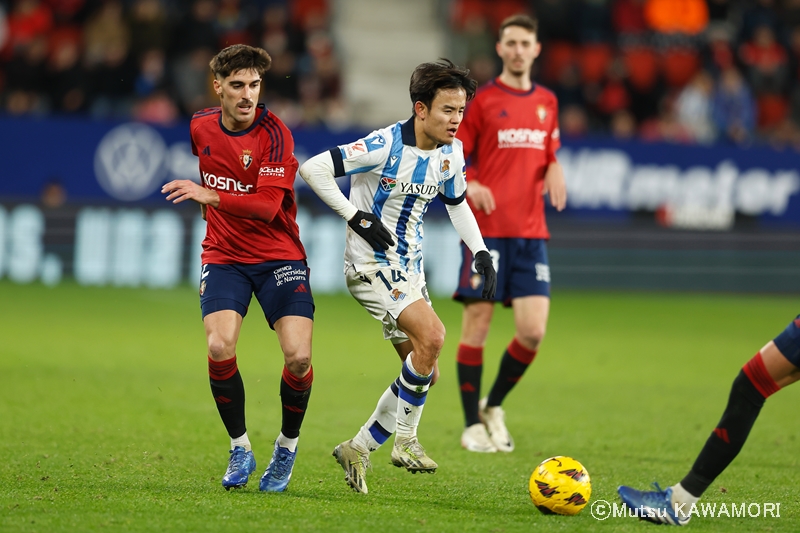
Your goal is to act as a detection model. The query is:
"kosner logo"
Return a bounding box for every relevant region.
[560,148,800,217]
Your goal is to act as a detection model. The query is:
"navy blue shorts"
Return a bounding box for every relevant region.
[199,261,315,329]
[453,238,550,306]
[774,315,800,367]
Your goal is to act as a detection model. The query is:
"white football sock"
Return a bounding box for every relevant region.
[276,432,299,453]
[395,353,432,440]
[231,432,251,452]
[353,381,398,452]
[670,483,699,506]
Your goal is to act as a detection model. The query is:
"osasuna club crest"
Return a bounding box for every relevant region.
[537,105,547,123]
[239,149,253,170]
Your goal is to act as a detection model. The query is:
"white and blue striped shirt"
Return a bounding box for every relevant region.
[330,118,468,274]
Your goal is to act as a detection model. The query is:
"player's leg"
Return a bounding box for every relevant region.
[452,240,503,453]
[618,317,800,526]
[479,295,547,453]
[389,300,444,473]
[253,261,315,492]
[482,239,550,452]
[457,300,497,452]
[200,264,256,489]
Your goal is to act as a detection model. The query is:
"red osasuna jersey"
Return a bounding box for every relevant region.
[457,78,560,239]
[190,104,307,264]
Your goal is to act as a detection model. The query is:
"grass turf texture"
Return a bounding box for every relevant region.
[0,281,798,532]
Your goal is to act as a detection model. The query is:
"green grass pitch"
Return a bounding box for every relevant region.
[1,281,798,532]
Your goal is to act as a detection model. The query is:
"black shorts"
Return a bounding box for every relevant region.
[199,261,314,329]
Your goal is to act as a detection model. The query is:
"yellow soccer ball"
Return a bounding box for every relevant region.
[529,456,592,515]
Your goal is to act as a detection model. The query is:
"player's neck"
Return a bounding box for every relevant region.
[498,71,532,92]
[413,118,438,151]
[221,112,255,133]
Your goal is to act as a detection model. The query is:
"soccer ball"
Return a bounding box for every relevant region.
[529,456,592,516]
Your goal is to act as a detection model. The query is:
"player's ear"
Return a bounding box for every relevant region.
[414,101,427,119]
[213,78,222,96]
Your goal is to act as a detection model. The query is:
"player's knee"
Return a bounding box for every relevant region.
[425,325,446,355]
[285,352,311,375]
[517,326,546,351]
[207,339,235,361]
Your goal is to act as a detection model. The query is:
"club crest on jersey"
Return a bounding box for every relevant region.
[537,105,547,123]
[470,273,482,290]
[390,288,406,301]
[380,176,397,192]
[440,159,450,178]
[239,149,253,170]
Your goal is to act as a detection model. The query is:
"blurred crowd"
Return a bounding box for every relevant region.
[0,0,347,128]
[4,0,800,150]
[452,0,800,149]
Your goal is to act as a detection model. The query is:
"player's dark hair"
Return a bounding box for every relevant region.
[209,44,272,79]
[498,14,538,40]
[409,58,477,115]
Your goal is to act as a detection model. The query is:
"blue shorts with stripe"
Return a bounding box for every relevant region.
[199,261,314,329]
[453,237,550,306]
[774,315,800,367]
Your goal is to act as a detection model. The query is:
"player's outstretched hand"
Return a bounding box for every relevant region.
[474,250,497,299]
[162,180,219,207]
[348,210,395,250]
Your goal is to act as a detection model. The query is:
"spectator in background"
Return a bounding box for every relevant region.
[639,93,693,143]
[713,66,756,145]
[172,46,215,115]
[172,0,217,55]
[127,0,170,60]
[738,23,788,95]
[675,69,715,143]
[45,28,86,113]
[3,33,47,113]
[609,108,637,139]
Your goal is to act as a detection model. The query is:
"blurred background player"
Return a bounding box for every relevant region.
[618,315,800,526]
[161,44,314,493]
[299,59,496,494]
[453,14,567,454]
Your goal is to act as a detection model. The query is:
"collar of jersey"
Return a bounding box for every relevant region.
[492,77,536,96]
[401,114,444,149]
[218,103,267,136]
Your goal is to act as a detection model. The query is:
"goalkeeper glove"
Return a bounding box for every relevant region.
[474,250,497,299]
[347,210,395,250]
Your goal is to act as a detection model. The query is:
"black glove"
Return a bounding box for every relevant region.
[348,210,395,250]
[474,250,497,299]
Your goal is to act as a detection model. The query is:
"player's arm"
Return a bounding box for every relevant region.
[299,150,394,250]
[442,196,496,299]
[162,178,287,223]
[542,161,566,211]
[466,179,496,214]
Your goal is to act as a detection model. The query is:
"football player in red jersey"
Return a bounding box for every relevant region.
[453,14,567,453]
[161,44,313,493]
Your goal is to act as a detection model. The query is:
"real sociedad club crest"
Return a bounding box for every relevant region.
[440,159,450,179]
[537,105,547,123]
[239,149,253,170]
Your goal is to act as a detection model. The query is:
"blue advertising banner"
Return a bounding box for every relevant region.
[2,115,799,228]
